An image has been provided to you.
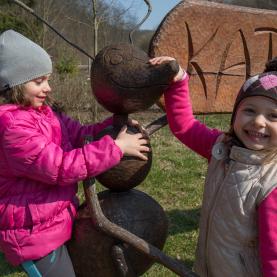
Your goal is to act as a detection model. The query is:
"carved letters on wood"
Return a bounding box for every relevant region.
[149,0,277,113]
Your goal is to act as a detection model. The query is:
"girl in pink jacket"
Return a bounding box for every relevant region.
[0,30,149,277]
[150,56,277,277]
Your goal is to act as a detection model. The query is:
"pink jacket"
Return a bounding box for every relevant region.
[0,104,122,265]
[164,76,277,277]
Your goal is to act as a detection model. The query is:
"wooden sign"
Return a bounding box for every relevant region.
[149,0,277,113]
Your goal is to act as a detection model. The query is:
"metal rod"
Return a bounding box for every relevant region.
[145,114,168,136]
[129,0,152,44]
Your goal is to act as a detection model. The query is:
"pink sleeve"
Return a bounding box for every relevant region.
[59,113,113,147]
[258,188,277,276]
[164,75,221,160]
[2,119,122,186]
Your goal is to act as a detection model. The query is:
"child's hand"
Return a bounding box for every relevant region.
[115,125,150,161]
[149,56,185,82]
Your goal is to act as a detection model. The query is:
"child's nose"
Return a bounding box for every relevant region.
[43,82,51,93]
[253,114,266,127]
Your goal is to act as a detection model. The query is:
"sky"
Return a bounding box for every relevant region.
[118,0,182,30]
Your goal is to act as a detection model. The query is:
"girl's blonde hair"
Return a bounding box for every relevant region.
[0,83,63,112]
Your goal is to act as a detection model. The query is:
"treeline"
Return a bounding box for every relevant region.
[0,0,154,67]
[209,0,277,10]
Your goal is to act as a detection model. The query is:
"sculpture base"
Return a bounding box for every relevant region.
[67,189,168,277]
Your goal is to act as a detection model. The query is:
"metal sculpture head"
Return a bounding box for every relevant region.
[91,43,179,114]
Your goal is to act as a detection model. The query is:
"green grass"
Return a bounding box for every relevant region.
[0,113,231,277]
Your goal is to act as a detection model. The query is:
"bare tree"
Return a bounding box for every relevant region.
[0,0,42,41]
[67,0,138,120]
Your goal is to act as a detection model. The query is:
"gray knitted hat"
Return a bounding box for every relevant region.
[0,30,52,91]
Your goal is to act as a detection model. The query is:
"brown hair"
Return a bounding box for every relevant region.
[0,83,64,112]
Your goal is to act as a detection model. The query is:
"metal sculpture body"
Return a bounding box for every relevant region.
[67,43,183,276]
[68,190,168,276]
[91,43,178,191]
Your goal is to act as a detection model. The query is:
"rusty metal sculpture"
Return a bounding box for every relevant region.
[66,45,190,276]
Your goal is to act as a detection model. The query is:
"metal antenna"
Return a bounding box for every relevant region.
[129,0,152,44]
[10,0,94,60]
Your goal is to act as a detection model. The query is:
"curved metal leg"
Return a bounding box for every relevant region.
[111,244,136,277]
[83,174,198,277]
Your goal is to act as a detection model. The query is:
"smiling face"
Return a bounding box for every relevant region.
[233,96,277,151]
[23,75,51,108]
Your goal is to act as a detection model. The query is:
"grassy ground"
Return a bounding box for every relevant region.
[0,113,230,277]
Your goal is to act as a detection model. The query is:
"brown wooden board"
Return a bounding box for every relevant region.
[149,0,277,113]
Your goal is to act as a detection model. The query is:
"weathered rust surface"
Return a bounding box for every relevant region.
[95,123,152,191]
[67,189,168,277]
[149,0,277,113]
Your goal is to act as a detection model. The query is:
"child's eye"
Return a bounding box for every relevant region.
[243,108,255,114]
[35,79,43,85]
[269,113,277,120]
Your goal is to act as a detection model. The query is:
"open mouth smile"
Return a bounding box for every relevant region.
[246,130,269,139]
